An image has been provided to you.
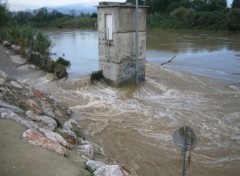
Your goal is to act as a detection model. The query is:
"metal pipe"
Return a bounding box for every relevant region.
[135,0,139,85]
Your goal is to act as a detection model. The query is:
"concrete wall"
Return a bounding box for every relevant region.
[98,3,147,86]
[98,7,146,33]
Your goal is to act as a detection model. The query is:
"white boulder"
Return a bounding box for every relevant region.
[94,165,124,176]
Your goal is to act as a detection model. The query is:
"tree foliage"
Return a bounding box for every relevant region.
[0,0,9,27]
[228,8,240,31]
[7,7,97,28]
[207,0,227,11]
[143,0,227,13]
[1,0,240,31]
[232,0,240,8]
[135,0,238,31]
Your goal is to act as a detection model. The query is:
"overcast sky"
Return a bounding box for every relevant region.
[7,0,233,11]
[7,0,125,11]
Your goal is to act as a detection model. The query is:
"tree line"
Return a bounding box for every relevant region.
[127,0,240,31]
[0,1,97,28]
[1,0,240,30]
[10,7,97,28]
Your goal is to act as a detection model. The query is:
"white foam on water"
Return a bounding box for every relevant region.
[196,154,240,166]
[23,66,240,175]
[71,83,154,118]
[28,72,239,152]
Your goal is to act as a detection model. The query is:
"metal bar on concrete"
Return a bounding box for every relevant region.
[135,0,139,85]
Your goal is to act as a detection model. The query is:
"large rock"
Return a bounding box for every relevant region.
[0,108,37,129]
[57,119,81,145]
[0,78,5,85]
[11,45,21,53]
[38,128,70,149]
[86,160,131,176]
[63,119,82,136]
[53,108,63,117]
[0,87,7,95]
[0,101,24,113]
[26,110,57,130]
[58,129,77,144]
[107,160,131,176]
[0,92,2,99]
[80,139,105,156]
[94,165,124,176]
[23,129,66,156]
[35,115,57,130]
[0,70,8,79]
[26,99,43,114]
[63,119,80,130]
[77,139,104,159]
[86,160,107,171]
[32,88,46,100]
[10,80,23,89]
[53,99,72,117]
[77,143,95,159]
[40,101,55,117]
[3,40,11,47]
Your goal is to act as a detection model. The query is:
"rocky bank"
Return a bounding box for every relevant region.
[0,44,132,176]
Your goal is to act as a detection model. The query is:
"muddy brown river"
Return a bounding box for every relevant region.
[28,29,240,176]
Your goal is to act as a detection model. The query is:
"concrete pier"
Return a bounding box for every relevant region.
[97,2,147,86]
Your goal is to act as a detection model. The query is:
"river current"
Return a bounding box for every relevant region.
[28,29,240,176]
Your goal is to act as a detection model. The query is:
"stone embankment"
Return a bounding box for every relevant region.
[0,67,132,176]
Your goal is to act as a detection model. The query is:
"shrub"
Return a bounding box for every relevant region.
[28,52,41,65]
[34,31,52,55]
[90,70,103,84]
[56,57,71,67]
[39,57,48,70]
[147,13,166,28]
[190,11,227,29]
[170,6,188,21]
[54,64,68,79]
[184,9,195,23]
[46,60,58,73]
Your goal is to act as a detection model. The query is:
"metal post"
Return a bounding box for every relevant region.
[135,0,139,85]
[173,126,197,176]
[182,139,186,176]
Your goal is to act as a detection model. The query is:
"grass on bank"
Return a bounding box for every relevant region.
[0,26,71,79]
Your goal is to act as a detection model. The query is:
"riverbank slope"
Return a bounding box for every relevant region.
[0,45,92,176]
[0,44,133,176]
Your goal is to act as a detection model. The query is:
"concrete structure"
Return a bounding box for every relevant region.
[97,2,147,86]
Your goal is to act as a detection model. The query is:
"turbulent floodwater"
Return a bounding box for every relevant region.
[24,64,240,176]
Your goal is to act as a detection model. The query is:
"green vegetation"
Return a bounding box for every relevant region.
[0,1,71,79]
[0,25,70,79]
[56,57,71,67]
[9,7,97,29]
[127,0,240,31]
[2,0,240,31]
[0,0,9,27]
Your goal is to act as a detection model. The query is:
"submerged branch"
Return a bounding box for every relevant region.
[160,55,176,66]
